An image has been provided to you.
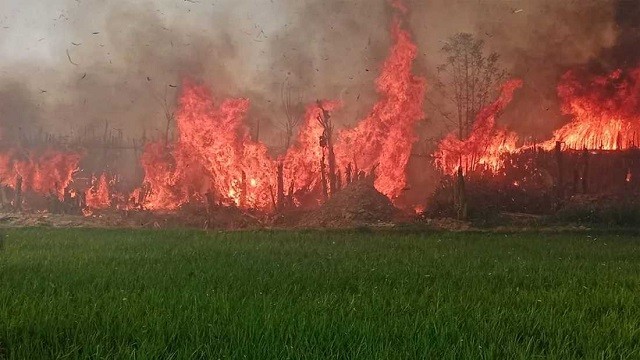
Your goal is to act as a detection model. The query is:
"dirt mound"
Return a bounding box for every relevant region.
[298,179,399,228]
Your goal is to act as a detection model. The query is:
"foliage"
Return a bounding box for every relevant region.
[1,229,640,358]
[436,33,506,139]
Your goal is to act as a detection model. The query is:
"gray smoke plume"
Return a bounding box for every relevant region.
[406,0,618,140]
[597,0,640,68]
[0,0,626,150]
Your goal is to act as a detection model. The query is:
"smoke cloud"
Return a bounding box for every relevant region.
[406,0,618,140]
[0,0,628,149]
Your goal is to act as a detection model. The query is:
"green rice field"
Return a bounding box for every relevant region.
[1,228,640,359]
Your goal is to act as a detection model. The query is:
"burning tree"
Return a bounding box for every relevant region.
[280,81,303,151]
[436,33,506,140]
[317,101,337,200]
[276,81,303,211]
[433,34,511,220]
[434,79,523,174]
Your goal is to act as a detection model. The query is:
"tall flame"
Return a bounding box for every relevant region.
[336,12,426,199]
[282,100,340,205]
[0,149,80,200]
[176,84,275,209]
[545,66,640,150]
[434,80,523,174]
[136,0,425,211]
[137,85,276,211]
[434,65,640,177]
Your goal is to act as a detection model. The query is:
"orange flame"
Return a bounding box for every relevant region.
[136,86,275,211]
[336,14,426,200]
[0,149,80,200]
[136,1,425,211]
[434,79,523,174]
[282,100,340,205]
[434,65,640,176]
[544,67,640,150]
[85,173,111,210]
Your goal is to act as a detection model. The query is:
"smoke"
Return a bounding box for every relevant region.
[41,0,243,139]
[405,0,618,140]
[247,0,398,147]
[0,80,42,141]
[0,0,400,148]
[0,0,629,149]
[598,0,640,68]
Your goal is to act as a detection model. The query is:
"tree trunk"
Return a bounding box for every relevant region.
[240,171,247,209]
[346,163,353,185]
[582,149,589,194]
[320,153,328,201]
[327,138,337,196]
[277,162,285,211]
[454,167,467,220]
[14,176,22,212]
[555,141,564,209]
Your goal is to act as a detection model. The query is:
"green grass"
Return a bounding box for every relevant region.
[1,229,640,359]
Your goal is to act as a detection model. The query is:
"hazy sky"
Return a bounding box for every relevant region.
[0,0,284,79]
[0,0,286,61]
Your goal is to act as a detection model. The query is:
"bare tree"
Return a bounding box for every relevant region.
[149,85,177,146]
[276,80,303,211]
[317,101,337,197]
[280,81,302,150]
[437,33,506,139]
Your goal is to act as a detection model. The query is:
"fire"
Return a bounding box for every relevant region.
[336,12,426,200]
[282,1,425,204]
[434,79,523,175]
[282,100,341,205]
[135,141,191,211]
[434,65,640,178]
[176,86,276,209]
[544,67,640,150]
[136,86,275,211]
[3,0,639,218]
[0,149,80,200]
[85,173,111,210]
[134,0,425,211]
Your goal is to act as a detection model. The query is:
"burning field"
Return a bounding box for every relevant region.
[0,0,426,229]
[0,0,639,229]
[3,1,640,358]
